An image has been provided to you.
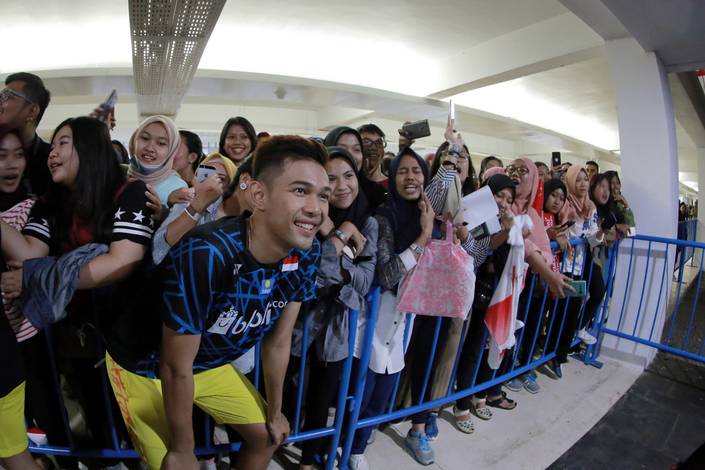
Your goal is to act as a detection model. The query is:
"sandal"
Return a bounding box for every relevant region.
[470,397,493,420]
[486,391,517,410]
[453,407,475,434]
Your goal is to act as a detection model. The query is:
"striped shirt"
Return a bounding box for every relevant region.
[1,198,39,342]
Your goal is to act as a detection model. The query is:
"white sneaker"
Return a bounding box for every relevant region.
[577,328,597,345]
[349,453,370,470]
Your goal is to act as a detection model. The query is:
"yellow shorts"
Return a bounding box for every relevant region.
[106,353,267,469]
[0,381,28,458]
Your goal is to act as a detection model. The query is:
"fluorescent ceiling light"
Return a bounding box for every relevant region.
[0,16,131,73]
[449,81,619,151]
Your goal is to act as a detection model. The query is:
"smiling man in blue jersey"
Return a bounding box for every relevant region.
[105,135,330,470]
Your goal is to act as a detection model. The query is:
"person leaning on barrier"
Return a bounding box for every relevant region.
[548,165,606,378]
[104,136,329,470]
[0,116,155,468]
[292,146,378,470]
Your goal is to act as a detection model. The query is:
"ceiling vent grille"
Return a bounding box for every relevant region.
[129,0,225,119]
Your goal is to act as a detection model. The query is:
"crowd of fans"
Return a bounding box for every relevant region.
[0,72,638,470]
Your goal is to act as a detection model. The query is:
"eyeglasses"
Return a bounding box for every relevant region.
[0,88,35,106]
[362,138,387,149]
[505,165,529,176]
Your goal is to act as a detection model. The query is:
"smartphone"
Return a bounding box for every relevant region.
[195,164,217,183]
[94,89,117,120]
[551,151,562,168]
[567,280,587,298]
[449,99,455,120]
[402,119,431,140]
[562,220,576,229]
[627,227,636,237]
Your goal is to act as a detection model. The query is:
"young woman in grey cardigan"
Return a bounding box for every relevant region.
[292,147,377,470]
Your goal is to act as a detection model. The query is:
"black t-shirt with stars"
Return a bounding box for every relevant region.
[22,180,154,251]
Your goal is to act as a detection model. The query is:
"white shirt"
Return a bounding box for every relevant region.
[563,208,604,277]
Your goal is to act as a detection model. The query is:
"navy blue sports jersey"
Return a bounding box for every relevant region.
[133,216,319,377]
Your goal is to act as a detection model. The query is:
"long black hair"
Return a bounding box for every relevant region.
[590,173,622,225]
[431,141,477,195]
[45,117,125,248]
[179,130,205,172]
[218,117,257,159]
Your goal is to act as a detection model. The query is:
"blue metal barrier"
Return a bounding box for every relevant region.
[25,232,702,468]
[598,233,705,365]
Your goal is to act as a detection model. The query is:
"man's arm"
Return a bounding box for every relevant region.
[261,301,301,445]
[159,324,201,469]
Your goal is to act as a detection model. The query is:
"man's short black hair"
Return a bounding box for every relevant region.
[357,123,386,139]
[535,161,549,171]
[5,72,51,124]
[252,135,328,185]
[586,160,599,169]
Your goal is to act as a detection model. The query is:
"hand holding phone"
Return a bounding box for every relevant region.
[567,280,587,298]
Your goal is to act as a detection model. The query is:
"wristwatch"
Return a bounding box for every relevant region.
[409,243,424,257]
[332,229,348,244]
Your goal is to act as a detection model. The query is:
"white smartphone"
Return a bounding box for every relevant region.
[195,164,217,183]
[449,99,455,120]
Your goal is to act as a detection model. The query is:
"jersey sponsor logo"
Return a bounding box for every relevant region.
[259,278,274,295]
[206,300,288,336]
[233,264,242,276]
[282,255,299,272]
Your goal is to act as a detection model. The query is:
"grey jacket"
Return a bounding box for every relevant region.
[291,216,378,362]
[22,243,109,329]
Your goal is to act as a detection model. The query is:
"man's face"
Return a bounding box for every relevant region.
[259,159,330,251]
[0,81,35,131]
[360,131,385,172]
[586,163,598,181]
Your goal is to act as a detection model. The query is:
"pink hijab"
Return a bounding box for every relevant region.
[559,165,595,222]
[482,166,505,182]
[510,157,552,264]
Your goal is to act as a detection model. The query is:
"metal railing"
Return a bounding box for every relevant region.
[22,232,703,468]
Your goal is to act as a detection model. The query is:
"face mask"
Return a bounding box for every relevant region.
[129,155,168,175]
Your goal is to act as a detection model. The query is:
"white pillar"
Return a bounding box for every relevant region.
[600,38,679,368]
[698,147,705,246]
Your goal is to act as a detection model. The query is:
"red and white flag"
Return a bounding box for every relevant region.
[484,215,531,369]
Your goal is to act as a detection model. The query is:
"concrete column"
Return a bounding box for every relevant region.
[698,147,705,246]
[600,38,679,367]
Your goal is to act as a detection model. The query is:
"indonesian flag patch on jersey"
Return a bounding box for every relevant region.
[282,255,299,272]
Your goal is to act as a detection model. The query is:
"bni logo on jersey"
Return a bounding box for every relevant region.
[259,278,274,295]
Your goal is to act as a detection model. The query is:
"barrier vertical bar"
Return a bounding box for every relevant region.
[386,312,413,414]
[294,312,310,434]
[446,318,470,396]
[325,308,359,470]
[647,243,669,342]
[340,288,381,470]
[510,273,537,371]
[588,242,618,363]
[417,317,443,404]
[616,238,636,331]
[681,249,705,350]
[253,342,261,390]
[631,241,652,337]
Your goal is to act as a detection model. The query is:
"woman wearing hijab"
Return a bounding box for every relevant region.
[346,148,435,469]
[547,165,605,378]
[324,126,387,210]
[453,174,518,433]
[292,146,378,470]
[127,115,187,206]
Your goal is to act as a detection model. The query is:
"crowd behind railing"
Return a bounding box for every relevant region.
[4,71,694,470]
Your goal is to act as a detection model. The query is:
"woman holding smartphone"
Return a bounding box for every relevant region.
[547,166,605,378]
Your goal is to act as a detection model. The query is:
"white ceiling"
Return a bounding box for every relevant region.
[2,0,704,193]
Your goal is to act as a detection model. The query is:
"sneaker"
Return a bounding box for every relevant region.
[425,412,439,441]
[521,373,540,394]
[505,377,523,392]
[367,428,376,445]
[405,430,435,465]
[349,453,370,470]
[577,328,597,345]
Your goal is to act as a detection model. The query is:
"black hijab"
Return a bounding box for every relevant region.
[376,147,429,253]
[326,146,369,231]
[324,126,387,209]
[483,174,516,196]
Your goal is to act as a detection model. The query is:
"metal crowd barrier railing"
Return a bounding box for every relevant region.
[25,232,698,468]
[597,234,705,365]
[675,219,698,272]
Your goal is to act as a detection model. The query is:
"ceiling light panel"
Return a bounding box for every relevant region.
[130,0,225,118]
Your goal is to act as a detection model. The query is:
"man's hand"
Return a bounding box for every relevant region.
[266,411,290,446]
[161,450,198,470]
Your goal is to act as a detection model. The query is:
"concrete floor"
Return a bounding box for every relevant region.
[272,357,642,470]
